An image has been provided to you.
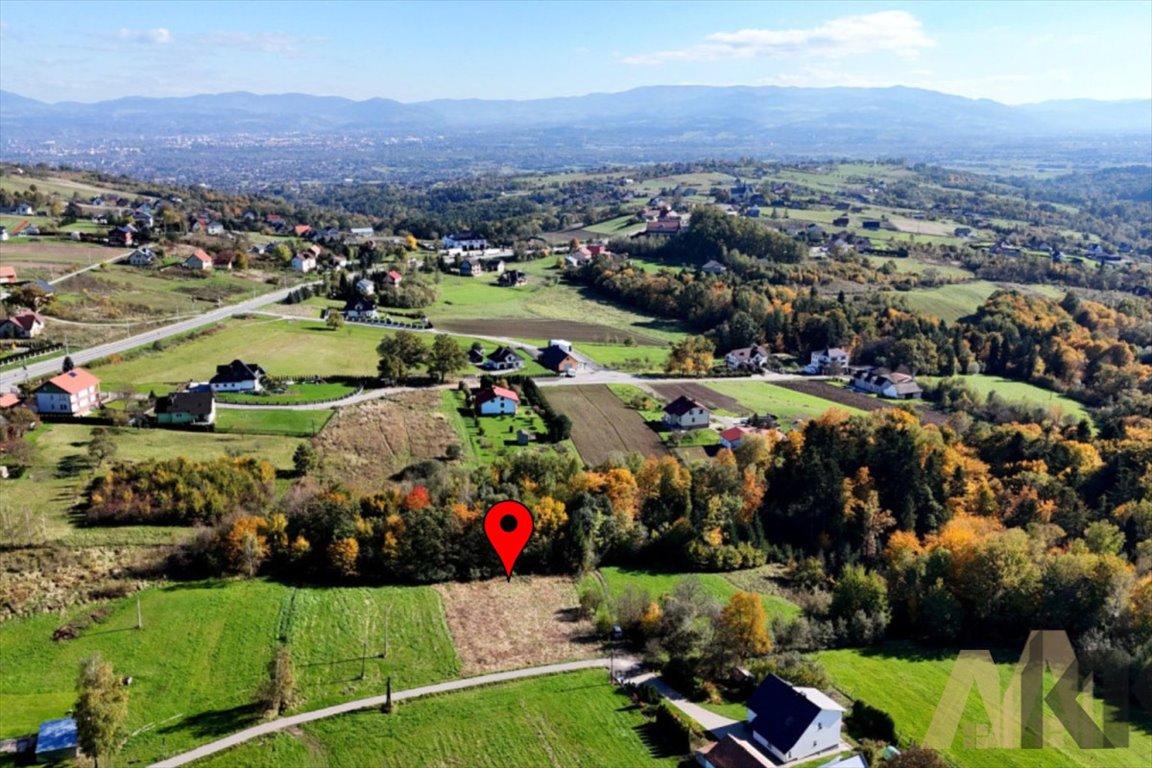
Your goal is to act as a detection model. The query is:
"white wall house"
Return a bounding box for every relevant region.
[34,368,101,416]
[805,347,851,374]
[663,396,710,430]
[475,386,519,416]
[209,360,266,393]
[746,675,844,764]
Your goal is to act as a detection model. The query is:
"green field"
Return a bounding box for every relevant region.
[865,255,974,279]
[215,381,358,405]
[216,408,334,437]
[900,281,1064,324]
[196,670,682,768]
[0,173,125,200]
[584,214,646,237]
[0,580,459,765]
[580,343,669,372]
[704,381,864,426]
[819,642,1152,768]
[596,567,799,623]
[919,374,1091,424]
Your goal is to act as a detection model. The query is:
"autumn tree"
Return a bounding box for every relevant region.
[257,645,297,718]
[325,310,345,331]
[427,334,468,382]
[74,653,129,768]
[376,330,427,383]
[710,591,772,671]
[223,515,268,577]
[665,335,715,375]
[328,536,359,577]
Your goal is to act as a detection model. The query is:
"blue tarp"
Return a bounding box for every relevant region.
[35,717,78,755]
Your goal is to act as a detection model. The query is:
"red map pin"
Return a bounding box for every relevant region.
[483,500,534,581]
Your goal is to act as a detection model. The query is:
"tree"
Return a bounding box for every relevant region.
[328,537,359,577]
[62,355,76,373]
[293,443,317,476]
[325,311,345,331]
[88,428,117,468]
[427,334,468,382]
[665,335,715,375]
[376,330,427,383]
[712,591,772,669]
[6,283,50,311]
[74,653,129,768]
[257,645,297,718]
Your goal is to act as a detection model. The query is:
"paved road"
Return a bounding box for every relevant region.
[150,658,616,767]
[0,283,319,391]
[632,672,740,735]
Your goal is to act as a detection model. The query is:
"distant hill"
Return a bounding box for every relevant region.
[3,85,1149,139]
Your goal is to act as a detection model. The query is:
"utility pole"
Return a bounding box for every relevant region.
[136,594,142,630]
[360,636,367,680]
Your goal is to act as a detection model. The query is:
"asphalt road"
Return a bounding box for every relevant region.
[0,284,317,391]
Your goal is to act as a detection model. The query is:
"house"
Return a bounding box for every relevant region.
[645,209,686,236]
[954,227,972,238]
[459,257,482,277]
[355,277,376,296]
[0,393,22,410]
[746,674,845,764]
[127,247,157,266]
[832,216,850,228]
[0,311,46,339]
[34,368,101,416]
[474,385,519,416]
[695,734,775,768]
[548,339,573,353]
[443,231,489,251]
[804,347,851,375]
[663,395,710,430]
[0,266,15,284]
[330,255,350,269]
[719,425,775,450]
[35,718,79,764]
[701,260,728,275]
[862,220,882,231]
[484,346,524,371]
[290,253,317,273]
[486,259,506,275]
[565,243,611,267]
[851,368,922,399]
[342,298,378,320]
[212,252,235,270]
[133,210,155,229]
[108,225,134,247]
[184,249,213,271]
[154,391,216,426]
[497,269,527,286]
[538,345,579,374]
[350,227,374,238]
[384,270,403,286]
[819,756,868,768]
[725,345,769,371]
[209,360,266,393]
[294,224,314,238]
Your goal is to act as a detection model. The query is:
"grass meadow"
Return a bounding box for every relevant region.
[704,381,865,427]
[919,374,1091,424]
[594,566,799,623]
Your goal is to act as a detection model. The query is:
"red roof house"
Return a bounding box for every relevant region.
[474,385,519,416]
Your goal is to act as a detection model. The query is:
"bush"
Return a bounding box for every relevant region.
[846,698,897,743]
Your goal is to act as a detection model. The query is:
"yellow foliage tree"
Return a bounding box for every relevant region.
[715,591,772,664]
[328,537,359,578]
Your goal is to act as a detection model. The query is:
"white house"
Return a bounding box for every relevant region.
[127,247,157,267]
[663,395,710,430]
[725,345,769,371]
[475,385,519,416]
[34,368,101,416]
[0,311,46,339]
[746,675,845,764]
[209,360,266,393]
[342,298,378,320]
[355,278,376,296]
[290,254,317,273]
[718,425,775,450]
[183,249,213,271]
[443,232,489,251]
[805,347,851,375]
[851,368,922,399]
[548,339,573,353]
[350,227,374,238]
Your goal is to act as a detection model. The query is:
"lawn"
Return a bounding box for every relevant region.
[580,343,669,372]
[215,381,358,405]
[919,374,1092,425]
[0,580,460,765]
[584,213,646,237]
[196,670,683,768]
[443,389,556,465]
[704,381,865,427]
[819,642,1152,768]
[596,566,799,623]
[864,255,974,279]
[216,408,334,437]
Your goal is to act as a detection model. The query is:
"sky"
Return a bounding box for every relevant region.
[1,1,1150,105]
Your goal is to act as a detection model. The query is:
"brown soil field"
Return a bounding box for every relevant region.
[434,576,601,675]
[314,390,459,492]
[650,382,746,413]
[436,318,664,346]
[775,379,949,426]
[542,385,668,466]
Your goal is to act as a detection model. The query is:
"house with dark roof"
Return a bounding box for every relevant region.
[663,395,710,430]
[343,298,378,320]
[127,247,157,266]
[34,368,101,416]
[443,232,489,251]
[696,734,775,768]
[474,385,519,416]
[484,346,524,371]
[804,348,850,375]
[851,368,922,399]
[35,718,79,763]
[209,360,266,393]
[154,391,216,426]
[538,345,578,374]
[746,675,845,763]
[725,345,769,371]
[0,311,46,339]
[701,260,728,275]
[497,269,528,286]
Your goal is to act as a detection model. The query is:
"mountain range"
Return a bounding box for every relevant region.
[3,85,1149,139]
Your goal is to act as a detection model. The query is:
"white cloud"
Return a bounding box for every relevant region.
[114,27,172,44]
[623,11,934,65]
[197,32,321,56]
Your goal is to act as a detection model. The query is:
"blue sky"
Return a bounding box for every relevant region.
[1,1,1149,104]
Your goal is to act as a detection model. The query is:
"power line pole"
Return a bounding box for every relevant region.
[136,594,143,630]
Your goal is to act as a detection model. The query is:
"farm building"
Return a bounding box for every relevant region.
[725,345,769,371]
[746,675,845,763]
[538,345,579,374]
[851,368,922,399]
[154,391,216,426]
[663,395,710,430]
[34,368,101,416]
[475,385,519,416]
[184,249,213,271]
[0,311,46,339]
[209,360,267,393]
[35,718,78,763]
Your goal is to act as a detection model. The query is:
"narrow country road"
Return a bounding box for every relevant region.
[149,658,616,767]
[0,282,319,391]
[48,248,134,285]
